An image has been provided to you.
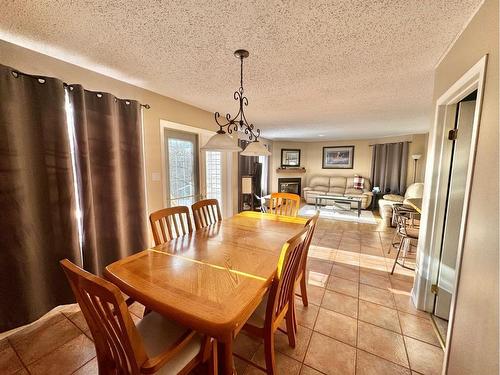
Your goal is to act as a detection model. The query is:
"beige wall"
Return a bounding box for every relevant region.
[432,1,499,374]
[270,134,428,194]
[0,40,224,217]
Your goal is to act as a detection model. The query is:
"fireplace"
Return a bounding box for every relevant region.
[278,178,301,196]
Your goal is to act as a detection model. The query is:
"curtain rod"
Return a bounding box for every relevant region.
[8,67,151,109]
[369,141,412,146]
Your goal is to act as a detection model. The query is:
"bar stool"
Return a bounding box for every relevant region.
[390,204,417,249]
[391,206,419,274]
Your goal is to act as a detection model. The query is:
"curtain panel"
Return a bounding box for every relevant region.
[0,65,81,331]
[68,85,148,275]
[370,142,409,195]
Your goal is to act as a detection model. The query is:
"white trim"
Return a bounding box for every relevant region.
[411,55,488,375]
[433,0,486,68]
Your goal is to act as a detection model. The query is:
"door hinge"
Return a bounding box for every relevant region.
[431,284,439,295]
[448,129,458,140]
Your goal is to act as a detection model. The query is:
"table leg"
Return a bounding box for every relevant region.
[358,201,361,217]
[218,336,235,375]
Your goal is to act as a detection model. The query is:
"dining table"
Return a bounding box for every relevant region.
[105,211,307,374]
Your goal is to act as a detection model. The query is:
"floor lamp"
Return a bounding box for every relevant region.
[412,154,422,183]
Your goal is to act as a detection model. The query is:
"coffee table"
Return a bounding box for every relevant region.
[315,195,362,217]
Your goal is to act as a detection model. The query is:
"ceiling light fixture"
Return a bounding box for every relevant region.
[201,49,270,156]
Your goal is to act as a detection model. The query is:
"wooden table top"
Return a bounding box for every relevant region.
[105,212,307,338]
[406,198,422,213]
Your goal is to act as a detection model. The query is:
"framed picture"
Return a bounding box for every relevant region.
[322,146,354,169]
[281,149,301,167]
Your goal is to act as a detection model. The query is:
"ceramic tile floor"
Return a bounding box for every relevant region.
[0,217,443,375]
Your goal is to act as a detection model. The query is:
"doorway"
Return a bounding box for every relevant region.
[412,55,487,372]
[431,92,477,345]
[163,129,199,207]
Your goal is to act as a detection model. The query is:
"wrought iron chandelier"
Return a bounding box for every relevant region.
[201,49,271,156]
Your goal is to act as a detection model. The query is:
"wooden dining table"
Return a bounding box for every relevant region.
[105,211,307,374]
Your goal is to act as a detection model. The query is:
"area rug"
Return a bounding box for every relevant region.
[298,204,378,224]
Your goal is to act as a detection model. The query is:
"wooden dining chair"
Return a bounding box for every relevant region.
[269,192,301,217]
[191,199,222,230]
[60,259,217,375]
[149,206,193,246]
[236,226,309,374]
[295,211,320,307]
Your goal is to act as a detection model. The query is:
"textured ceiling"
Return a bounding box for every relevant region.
[0,1,483,140]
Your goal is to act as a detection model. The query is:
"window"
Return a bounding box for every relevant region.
[205,151,222,203]
[167,138,197,206]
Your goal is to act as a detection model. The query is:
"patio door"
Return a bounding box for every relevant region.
[164,129,199,207]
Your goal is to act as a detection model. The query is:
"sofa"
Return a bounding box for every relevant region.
[303,176,373,209]
[378,183,424,226]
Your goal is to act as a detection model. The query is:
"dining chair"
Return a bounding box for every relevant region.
[236,226,309,374]
[269,192,301,217]
[191,199,222,230]
[149,206,193,246]
[295,211,320,307]
[60,259,217,375]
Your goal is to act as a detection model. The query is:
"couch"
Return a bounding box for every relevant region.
[378,183,424,226]
[303,176,373,209]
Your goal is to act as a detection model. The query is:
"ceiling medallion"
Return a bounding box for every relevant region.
[201,50,271,156]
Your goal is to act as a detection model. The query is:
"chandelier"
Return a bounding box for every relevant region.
[201,49,271,156]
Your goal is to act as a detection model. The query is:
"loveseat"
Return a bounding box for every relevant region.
[378,183,424,226]
[303,176,373,209]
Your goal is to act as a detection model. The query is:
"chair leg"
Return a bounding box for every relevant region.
[285,311,297,348]
[264,330,276,375]
[391,238,404,275]
[300,275,308,307]
[208,340,218,375]
[292,299,298,332]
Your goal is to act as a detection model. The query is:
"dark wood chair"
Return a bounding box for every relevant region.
[149,206,193,246]
[191,199,222,230]
[269,193,301,217]
[295,211,320,307]
[236,226,309,374]
[60,259,217,375]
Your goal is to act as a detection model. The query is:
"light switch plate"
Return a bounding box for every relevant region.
[152,172,161,182]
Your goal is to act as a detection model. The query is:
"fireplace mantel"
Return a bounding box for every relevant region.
[276,167,306,174]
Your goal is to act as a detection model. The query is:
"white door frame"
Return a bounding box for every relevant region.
[411,55,487,373]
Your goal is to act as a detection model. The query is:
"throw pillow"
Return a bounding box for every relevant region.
[353,176,364,190]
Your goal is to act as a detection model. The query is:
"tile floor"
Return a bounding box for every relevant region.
[0,217,443,375]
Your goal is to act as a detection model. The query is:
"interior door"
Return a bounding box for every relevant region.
[164,129,199,207]
[434,94,477,320]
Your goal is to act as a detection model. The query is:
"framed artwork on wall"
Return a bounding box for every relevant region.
[281,149,301,167]
[322,146,354,169]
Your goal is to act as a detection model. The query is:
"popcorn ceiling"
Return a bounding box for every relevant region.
[0,0,482,140]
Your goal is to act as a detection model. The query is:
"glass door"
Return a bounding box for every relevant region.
[164,129,199,207]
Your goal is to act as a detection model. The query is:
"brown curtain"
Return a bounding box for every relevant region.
[370,142,409,195]
[0,65,81,331]
[68,85,147,275]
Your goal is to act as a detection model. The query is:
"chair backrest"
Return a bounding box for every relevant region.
[394,205,412,236]
[191,199,222,230]
[60,259,147,374]
[269,193,301,217]
[149,206,193,245]
[298,211,320,276]
[266,227,309,324]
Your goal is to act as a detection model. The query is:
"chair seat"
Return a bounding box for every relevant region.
[398,227,419,239]
[245,293,269,329]
[136,312,203,374]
